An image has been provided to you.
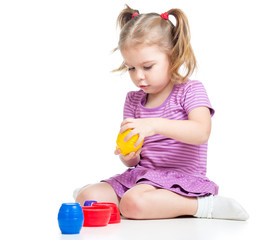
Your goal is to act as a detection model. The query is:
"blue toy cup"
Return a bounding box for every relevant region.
[84,200,97,206]
[58,203,84,234]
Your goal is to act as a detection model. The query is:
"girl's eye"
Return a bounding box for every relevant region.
[128,67,135,71]
[144,66,152,70]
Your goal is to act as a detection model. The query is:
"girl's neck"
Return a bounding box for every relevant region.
[144,82,174,108]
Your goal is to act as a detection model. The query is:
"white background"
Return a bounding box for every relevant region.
[1,0,262,239]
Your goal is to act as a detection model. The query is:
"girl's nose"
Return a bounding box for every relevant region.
[136,69,145,80]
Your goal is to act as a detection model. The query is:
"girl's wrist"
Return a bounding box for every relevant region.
[120,154,140,167]
[151,118,162,135]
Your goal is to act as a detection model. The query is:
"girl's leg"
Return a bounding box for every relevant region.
[119,183,249,220]
[119,184,197,219]
[75,182,121,206]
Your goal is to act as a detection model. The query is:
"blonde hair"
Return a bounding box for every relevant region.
[113,5,197,83]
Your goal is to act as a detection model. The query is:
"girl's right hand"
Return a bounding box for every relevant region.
[114,148,142,167]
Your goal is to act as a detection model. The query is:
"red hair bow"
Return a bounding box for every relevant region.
[132,12,139,18]
[161,12,169,20]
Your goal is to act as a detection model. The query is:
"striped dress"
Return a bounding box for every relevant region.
[103,80,219,197]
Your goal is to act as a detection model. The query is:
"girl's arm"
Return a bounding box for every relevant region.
[154,107,212,145]
[120,107,212,146]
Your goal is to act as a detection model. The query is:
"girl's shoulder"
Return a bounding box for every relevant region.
[125,89,146,104]
[174,79,214,116]
[173,79,208,99]
[175,79,205,91]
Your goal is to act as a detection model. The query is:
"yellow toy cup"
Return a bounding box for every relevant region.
[116,129,143,156]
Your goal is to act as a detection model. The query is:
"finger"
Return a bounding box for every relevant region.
[121,118,134,127]
[124,130,137,142]
[114,148,121,155]
[122,151,135,161]
[134,135,144,148]
[127,151,136,159]
[120,122,136,134]
[120,124,132,134]
[135,148,142,155]
[120,121,127,128]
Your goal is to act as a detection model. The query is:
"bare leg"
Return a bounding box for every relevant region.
[119,184,198,219]
[75,182,120,206]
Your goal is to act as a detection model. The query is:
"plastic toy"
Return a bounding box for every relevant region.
[58,201,121,232]
[82,205,111,227]
[58,203,84,234]
[84,200,97,206]
[116,129,143,155]
[93,202,121,224]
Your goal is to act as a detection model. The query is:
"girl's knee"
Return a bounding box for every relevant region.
[119,191,145,219]
[75,182,120,206]
[75,185,99,206]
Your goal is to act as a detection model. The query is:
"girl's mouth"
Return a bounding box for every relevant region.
[139,85,148,88]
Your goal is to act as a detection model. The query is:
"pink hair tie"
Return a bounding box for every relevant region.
[161,12,169,20]
[132,12,139,18]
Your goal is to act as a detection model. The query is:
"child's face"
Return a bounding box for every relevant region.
[121,44,172,95]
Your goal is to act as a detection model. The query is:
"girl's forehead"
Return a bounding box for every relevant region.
[121,44,167,64]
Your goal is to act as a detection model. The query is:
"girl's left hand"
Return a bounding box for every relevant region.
[120,118,156,147]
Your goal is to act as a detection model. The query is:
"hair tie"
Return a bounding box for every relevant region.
[161,12,169,20]
[132,12,139,18]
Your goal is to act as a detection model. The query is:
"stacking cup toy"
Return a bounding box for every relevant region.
[84,200,97,206]
[93,202,121,224]
[82,206,111,227]
[58,203,84,234]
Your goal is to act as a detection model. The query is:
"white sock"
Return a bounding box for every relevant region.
[194,195,214,218]
[73,188,81,200]
[194,195,249,221]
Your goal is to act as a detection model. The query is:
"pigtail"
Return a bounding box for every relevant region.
[167,9,196,82]
[116,4,139,29]
[112,5,139,72]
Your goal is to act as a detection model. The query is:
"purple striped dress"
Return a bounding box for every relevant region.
[103,80,219,197]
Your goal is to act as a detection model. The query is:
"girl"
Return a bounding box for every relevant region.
[75,5,249,221]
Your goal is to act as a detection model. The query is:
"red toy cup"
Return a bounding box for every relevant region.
[92,203,121,224]
[82,206,111,227]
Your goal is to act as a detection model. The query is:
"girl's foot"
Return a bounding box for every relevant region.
[194,195,249,221]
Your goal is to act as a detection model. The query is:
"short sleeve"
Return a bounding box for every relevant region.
[123,91,136,120]
[182,81,215,116]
